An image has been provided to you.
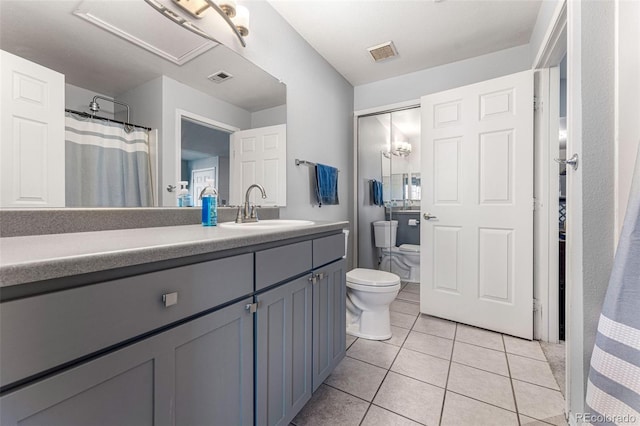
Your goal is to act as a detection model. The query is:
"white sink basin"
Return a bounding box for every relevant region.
[219,219,315,230]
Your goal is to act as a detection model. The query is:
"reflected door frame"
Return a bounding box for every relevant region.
[174,109,239,206]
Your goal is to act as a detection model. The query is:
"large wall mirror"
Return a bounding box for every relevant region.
[0,0,286,208]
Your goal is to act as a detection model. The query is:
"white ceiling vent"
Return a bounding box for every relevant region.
[367,41,398,62]
[208,70,234,83]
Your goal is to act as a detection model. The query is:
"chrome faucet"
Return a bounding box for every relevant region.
[236,184,267,223]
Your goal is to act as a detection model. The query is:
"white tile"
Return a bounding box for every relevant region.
[452,341,509,376]
[520,414,567,425]
[347,338,400,369]
[403,330,453,360]
[382,326,410,347]
[324,357,387,401]
[504,335,547,361]
[292,384,369,426]
[390,311,418,329]
[441,391,518,426]
[403,283,420,294]
[412,315,456,339]
[373,372,444,426]
[513,380,565,421]
[447,363,515,411]
[508,354,560,390]
[361,405,422,426]
[396,291,420,303]
[390,348,450,388]
[390,299,421,316]
[455,324,504,351]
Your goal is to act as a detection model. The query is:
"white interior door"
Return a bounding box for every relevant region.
[229,124,286,207]
[191,167,216,207]
[0,50,65,207]
[420,70,534,339]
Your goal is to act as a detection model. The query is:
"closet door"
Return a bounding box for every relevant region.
[0,50,65,207]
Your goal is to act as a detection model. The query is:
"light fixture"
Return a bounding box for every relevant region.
[144,0,250,47]
[392,141,412,157]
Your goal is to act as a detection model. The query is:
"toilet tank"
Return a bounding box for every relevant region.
[373,220,398,248]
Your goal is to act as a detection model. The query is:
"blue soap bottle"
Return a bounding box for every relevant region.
[177,181,193,207]
[200,179,218,226]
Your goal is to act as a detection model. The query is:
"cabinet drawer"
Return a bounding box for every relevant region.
[0,254,253,389]
[255,241,312,291]
[312,233,345,268]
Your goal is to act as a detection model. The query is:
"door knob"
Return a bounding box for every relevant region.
[554,153,579,171]
[423,213,438,220]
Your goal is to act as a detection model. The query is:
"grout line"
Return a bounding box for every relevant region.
[504,334,522,426]
[370,402,428,425]
[322,382,371,404]
[438,323,457,426]
[511,377,563,393]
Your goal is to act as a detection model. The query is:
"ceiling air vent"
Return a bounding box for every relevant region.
[367,41,398,62]
[207,70,233,83]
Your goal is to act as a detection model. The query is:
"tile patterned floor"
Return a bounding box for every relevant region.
[292,283,567,426]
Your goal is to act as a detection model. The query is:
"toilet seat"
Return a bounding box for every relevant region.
[399,244,420,253]
[346,269,401,293]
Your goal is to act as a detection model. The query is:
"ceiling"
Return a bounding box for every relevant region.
[269,0,542,86]
[0,1,285,112]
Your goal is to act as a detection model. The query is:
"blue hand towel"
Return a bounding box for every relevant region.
[373,180,384,206]
[315,164,339,207]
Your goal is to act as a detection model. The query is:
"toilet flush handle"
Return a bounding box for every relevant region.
[423,213,438,220]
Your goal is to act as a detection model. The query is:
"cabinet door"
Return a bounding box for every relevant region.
[0,298,254,426]
[256,276,312,426]
[170,298,254,426]
[312,259,346,391]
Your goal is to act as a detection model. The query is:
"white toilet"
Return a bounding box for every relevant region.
[346,268,401,340]
[374,220,421,283]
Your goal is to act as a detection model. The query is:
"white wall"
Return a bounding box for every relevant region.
[251,104,286,128]
[354,44,531,111]
[65,84,114,118]
[616,0,640,239]
[567,0,616,418]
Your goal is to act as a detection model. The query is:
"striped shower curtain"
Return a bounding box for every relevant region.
[585,147,640,425]
[65,112,153,207]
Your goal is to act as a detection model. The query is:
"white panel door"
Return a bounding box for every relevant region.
[229,124,286,207]
[0,50,65,207]
[420,70,534,339]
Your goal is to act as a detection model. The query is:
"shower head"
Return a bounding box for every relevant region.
[89,100,100,113]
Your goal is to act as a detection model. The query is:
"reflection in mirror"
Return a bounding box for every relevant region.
[181,118,231,207]
[0,0,286,208]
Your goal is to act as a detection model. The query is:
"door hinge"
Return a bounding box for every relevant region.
[533,96,541,111]
[532,197,537,211]
[533,299,542,313]
[245,302,259,314]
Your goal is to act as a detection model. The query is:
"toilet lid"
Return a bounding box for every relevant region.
[346,268,401,287]
[399,244,420,253]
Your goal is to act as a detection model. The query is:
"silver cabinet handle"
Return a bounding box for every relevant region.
[423,213,438,220]
[162,292,178,307]
[554,153,579,171]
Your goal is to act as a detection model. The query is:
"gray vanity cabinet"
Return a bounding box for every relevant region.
[256,275,313,426]
[312,258,347,391]
[0,298,254,426]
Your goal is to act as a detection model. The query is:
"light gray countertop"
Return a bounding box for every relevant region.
[0,221,348,288]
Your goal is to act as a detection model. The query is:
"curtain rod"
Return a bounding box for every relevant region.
[295,158,340,172]
[65,109,152,131]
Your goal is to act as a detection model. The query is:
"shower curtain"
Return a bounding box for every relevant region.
[586,147,640,424]
[65,112,153,207]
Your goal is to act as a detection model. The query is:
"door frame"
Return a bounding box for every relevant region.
[174,108,239,200]
[352,100,420,269]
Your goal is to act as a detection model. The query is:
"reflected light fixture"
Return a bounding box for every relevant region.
[144,0,250,47]
[392,141,412,157]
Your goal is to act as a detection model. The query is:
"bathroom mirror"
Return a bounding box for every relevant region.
[0,0,286,207]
